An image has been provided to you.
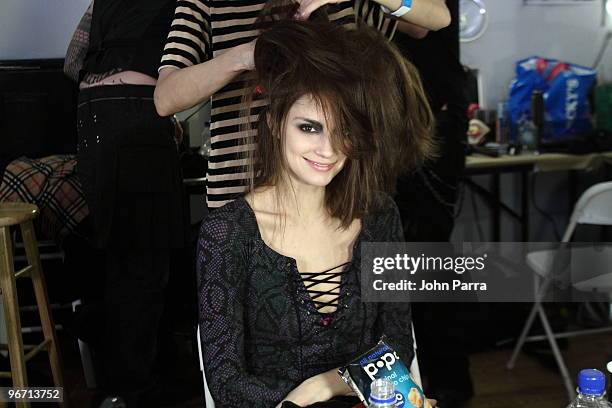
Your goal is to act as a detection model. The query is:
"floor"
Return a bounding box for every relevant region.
[9,326,206,408]
[465,332,612,408]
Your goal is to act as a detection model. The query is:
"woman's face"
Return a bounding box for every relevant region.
[282,95,347,189]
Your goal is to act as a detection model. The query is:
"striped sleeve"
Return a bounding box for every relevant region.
[354,0,398,40]
[192,0,399,210]
[160,0,211,70]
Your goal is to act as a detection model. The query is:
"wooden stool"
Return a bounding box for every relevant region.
[0,203,65,407]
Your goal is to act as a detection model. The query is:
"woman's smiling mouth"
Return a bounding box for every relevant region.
[304,157,336,172]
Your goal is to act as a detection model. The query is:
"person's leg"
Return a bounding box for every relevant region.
[102,248,170,405]
[412,303,474,406]
[76,86,183,406]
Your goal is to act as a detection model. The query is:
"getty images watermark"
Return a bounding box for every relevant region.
[372,252,488,291]
[361,242,612,303]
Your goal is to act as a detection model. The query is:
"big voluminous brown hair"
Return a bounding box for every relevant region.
[242,19,435,228]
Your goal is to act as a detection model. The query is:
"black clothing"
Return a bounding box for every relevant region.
[102,248,170,396]
[83,0,175,80]
[393,1,473,406]
[76,84,185,405]
[394,0,464,115]
[394,0,467,228]
[76,3,183,405]
[77,85,185,250]
[197,194,414,407]
[394,0,467,239]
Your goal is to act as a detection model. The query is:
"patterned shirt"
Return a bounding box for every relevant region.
[197,193,413,407]
[160,0,397,208]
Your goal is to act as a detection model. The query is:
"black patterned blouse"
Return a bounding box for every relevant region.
[197,193,413,407]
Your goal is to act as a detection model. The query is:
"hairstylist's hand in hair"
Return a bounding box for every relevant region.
[294,0,349,20]
[155,39,255,116]
[237,40,257,71]
[296,0,449,31]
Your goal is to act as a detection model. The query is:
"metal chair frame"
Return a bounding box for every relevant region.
[507,181,612,400]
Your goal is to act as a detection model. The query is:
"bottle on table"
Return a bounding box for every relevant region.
[369,378,396,408]
[531,90,545,149]
[518,89,545,152]
[518,119,538,151]
[495,101,509,144]
[567,369,612,408]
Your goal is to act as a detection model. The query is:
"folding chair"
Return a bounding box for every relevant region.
[507,181,612,400]
[196,325,422,408]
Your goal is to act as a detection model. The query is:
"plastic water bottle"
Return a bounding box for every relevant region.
[567,369,612,408]
[369,378,396,408]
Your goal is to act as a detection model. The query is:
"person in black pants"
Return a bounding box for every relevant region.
[393,1,473,406]
[65,1,185,406]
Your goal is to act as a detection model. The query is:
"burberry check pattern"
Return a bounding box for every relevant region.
[0,155,88,240]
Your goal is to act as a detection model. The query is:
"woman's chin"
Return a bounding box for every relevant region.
[298,175,334,188]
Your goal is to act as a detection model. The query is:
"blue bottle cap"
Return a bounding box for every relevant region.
[578,369,606,396]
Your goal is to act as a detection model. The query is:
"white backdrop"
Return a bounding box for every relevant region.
[461,0,612,109]
[0,0,90,61]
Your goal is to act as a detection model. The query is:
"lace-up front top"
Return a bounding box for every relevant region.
[197,194,413,408]
[301,262,350,325]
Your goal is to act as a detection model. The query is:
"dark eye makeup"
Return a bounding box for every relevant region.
[298,123,320,133]
[294,117,323,133]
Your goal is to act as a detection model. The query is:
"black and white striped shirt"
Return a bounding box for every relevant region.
[161,0,397,208]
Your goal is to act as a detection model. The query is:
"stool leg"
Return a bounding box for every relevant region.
[20,221,66,402]
[0,226,30,408]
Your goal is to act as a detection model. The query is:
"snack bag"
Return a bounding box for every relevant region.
[338,337,425,408]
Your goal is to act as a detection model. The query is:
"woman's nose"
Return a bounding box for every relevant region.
[314,133,335,158]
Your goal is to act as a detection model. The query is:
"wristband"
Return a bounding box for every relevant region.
[381,0,413,18]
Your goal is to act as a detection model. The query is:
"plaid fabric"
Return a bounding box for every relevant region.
[63,1,93,81]
[0,155,89,241]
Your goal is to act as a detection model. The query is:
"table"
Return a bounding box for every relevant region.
[466,152,612,173]
[464,152,612,241]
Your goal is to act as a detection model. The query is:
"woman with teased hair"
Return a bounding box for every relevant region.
[197,20,434,408]
[155,0,449,209]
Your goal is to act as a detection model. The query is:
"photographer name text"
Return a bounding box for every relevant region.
[373,279,487,291]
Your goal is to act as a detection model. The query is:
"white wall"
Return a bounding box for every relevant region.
[0,0,90,60]
[455,1,612,244]
[461,0,612,109]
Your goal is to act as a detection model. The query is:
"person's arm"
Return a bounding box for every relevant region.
[397,20,430,39]
[383,0,450,30]
[197,213,295,407]
[277,368,353,407]
[154,0,256,117]
[155,41,254,117]
[63,0,94,81]
[296,0,450,31]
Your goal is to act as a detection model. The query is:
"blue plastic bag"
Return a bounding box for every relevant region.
[508,56,596,140]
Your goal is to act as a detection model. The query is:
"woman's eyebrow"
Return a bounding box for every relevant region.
[294,117,324,131]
